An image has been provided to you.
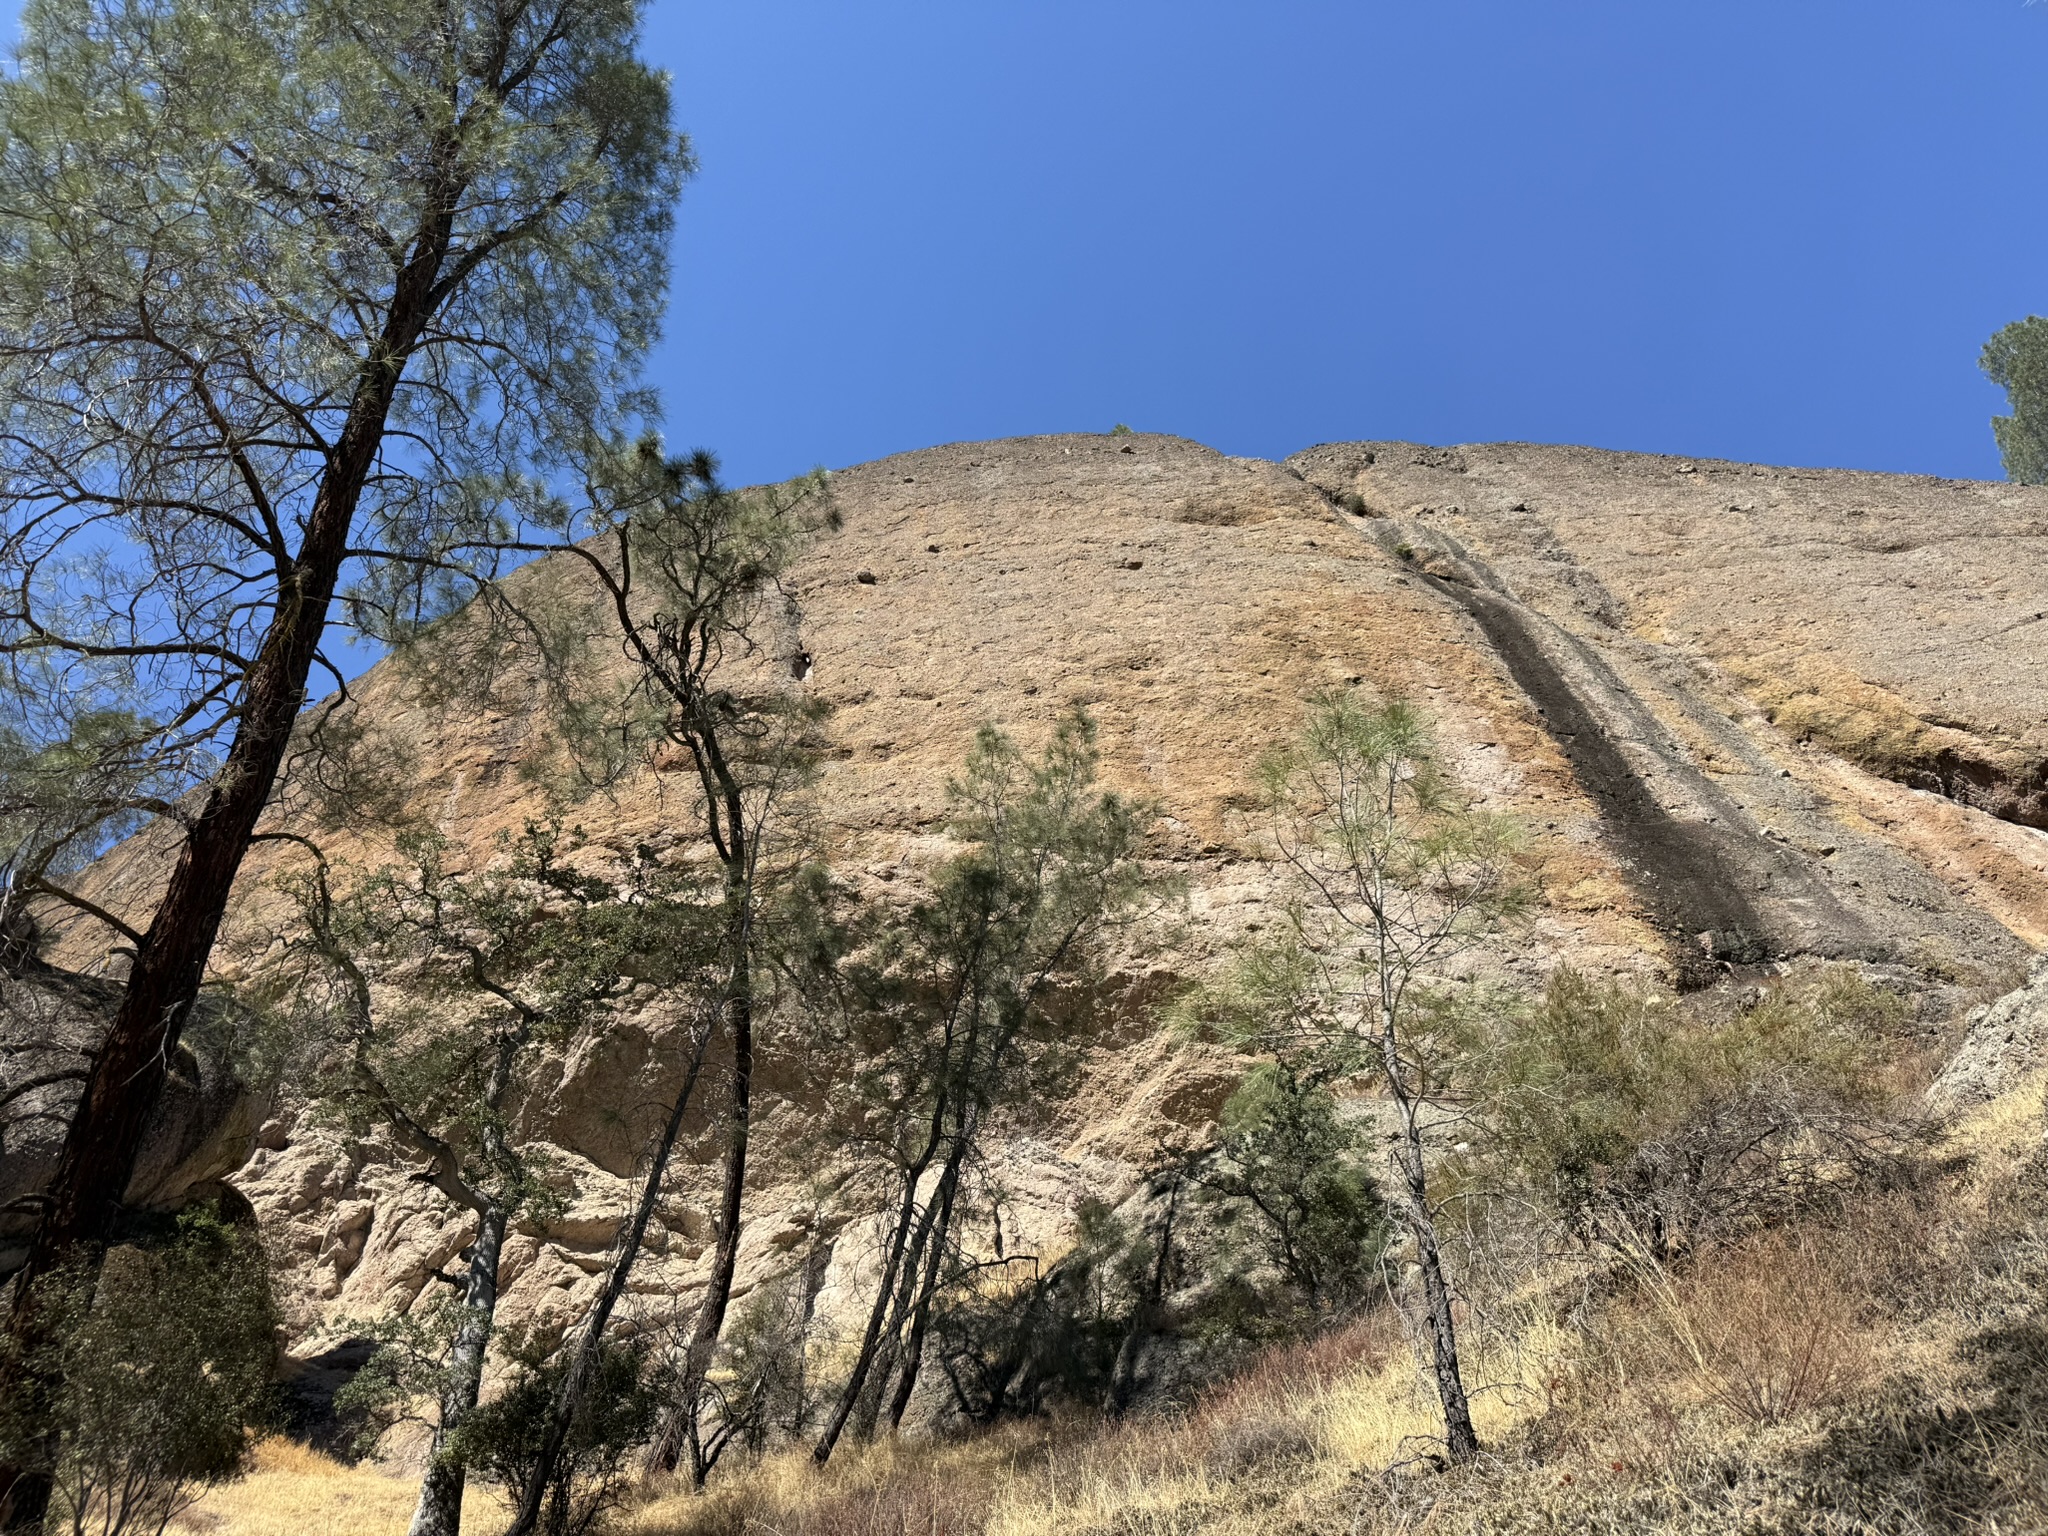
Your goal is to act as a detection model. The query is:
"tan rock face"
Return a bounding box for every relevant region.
[21,432,2048,1353]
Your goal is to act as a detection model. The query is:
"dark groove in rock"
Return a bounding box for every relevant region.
[1430,578,1791,967]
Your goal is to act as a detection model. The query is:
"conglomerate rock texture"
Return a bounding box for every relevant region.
[16,431,2048,1367]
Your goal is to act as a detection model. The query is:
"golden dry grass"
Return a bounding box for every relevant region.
[181,1075,2048,1536]
[175,1439,505,1536]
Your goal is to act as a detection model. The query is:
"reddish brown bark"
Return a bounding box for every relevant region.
[0,236,449,1532]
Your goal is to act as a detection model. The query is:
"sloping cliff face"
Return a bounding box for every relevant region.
[1291,441,2048,949]
[21,432,2048,1354]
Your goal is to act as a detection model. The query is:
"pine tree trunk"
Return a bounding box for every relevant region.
[883,1124,975,1431]
[1373,950,1480,1464]
[813,1071,962,1467]
[651,912,753,1480]
[1391,1109,1479,1461]
[810,1161,927,1465]
[407,1204,509,1536]
[505,1020,713,1536]
[0,316,434,1530]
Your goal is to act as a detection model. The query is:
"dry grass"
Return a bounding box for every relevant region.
[623,1304,1574,1536]
[175,1439,505,1536]
[182,1076,2048,1536]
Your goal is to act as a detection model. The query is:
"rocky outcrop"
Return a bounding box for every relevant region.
[1291,441,2048,943]
[0,955,273,1280]
[1931,957,2048,1109]
[19,432,2048,1360]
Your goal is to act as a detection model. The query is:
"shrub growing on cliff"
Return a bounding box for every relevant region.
[1983,315,2048,484]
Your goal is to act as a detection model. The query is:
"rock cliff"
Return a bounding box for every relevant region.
[14,431,2048,1364]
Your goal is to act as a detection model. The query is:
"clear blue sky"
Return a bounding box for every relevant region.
[646,1,2048,486]
[8,2,2041,486]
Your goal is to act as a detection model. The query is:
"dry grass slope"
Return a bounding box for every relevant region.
[185,1071,2048,1536]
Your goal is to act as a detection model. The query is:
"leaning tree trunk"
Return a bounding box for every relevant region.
[1384,1081,1479,1461]
[883,1113,978,1431]
[408,1203,510,1536]
[810,1142,936,1466]
[0,302,443,1529]
[1105,1170,1181,1418]
[504,1019,714,1536]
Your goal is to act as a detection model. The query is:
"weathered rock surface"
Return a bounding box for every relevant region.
[1931,957,2048,1110]
[19,432,2048,1360]
[1293,440,2048,949]
[0,953,272,1280]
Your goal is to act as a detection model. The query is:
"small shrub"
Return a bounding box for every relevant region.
[1199,1062,1390,1309]
[1639,1228,1876,1427]
[1207,1413,1315,1478]
[0,1202,278,1536]
[1484,967,1918,1255]
[698,1274,816,1467]
[331,1298,464,1456]
[456,1329,666,1536]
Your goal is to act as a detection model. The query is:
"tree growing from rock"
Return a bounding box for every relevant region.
[1983,316,2048,484]
[0,0,687,1517]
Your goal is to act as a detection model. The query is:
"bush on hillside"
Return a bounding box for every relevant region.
[1483,966,1919,1256]
[925,1202,1137,1425]
[0,1201,277,1536]
[455,1328,665,1536]
[1199,1062,1391,1310]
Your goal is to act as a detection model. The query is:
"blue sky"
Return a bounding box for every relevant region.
[645,1,2048,486]
[7,1,2040,486]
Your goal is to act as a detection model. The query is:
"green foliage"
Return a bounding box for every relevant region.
[1210,690,1524,1459]
[0,1204,277,1536]
[700,1275,817,1464]
[827,712,1153,1157]
[529,444,836,804]
[798,715,1156,1453]
[1167,927,1343,1063]
[278,818,718,1221]
[1110,423,1134,436]
[1482,966,1913,1254]
[453,1329,665,1536]
[0,0,690,874]
[1202,1063,1390,1308]
[1983,315,2048,484]
[0,709,172,921]
[332,1300,468,1457]
[1183,689,1528,1099]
